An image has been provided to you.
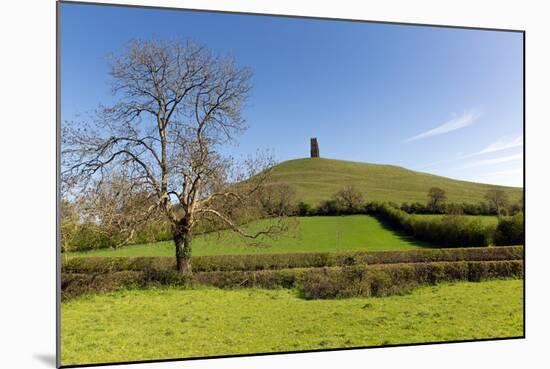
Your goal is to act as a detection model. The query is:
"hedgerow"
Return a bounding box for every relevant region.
[62,245,523,274]
[369,203,498,247]
[494,213,525,246]
[61,259,523,300]
[61,220,173,252]
[297,260,523,299]
[61,271,145,300]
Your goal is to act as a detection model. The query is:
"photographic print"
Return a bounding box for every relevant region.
[58,1,524,366]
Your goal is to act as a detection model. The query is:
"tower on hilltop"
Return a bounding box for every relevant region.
[310,137,320,158]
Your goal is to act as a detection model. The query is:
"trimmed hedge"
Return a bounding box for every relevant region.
[298,260,523,299]
[62,259,523,300]
[495,213,525,246]
[371,203,496,247]
[61,270,195,300]
[61,271,145,300]
[62,246,523,274]
[193,268,307,289]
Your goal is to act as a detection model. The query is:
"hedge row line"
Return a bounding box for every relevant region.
[62,246,523,274]
[372,203,505,247]
[62,259,523,300]
[299,260,523,299]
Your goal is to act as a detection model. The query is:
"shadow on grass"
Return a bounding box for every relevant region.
[372,216,439,249]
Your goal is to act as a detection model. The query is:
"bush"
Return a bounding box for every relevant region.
[316,199,343,215]
[193,268,306,289]
[371,203,495,247]
[298,260,523,299]
[396,201,501,216]
[62,260,523,300]
[61,220,173,252]
[61,271,145,300]
[495,213,524,246]
[296,202,312,216]
[62,246,523,274]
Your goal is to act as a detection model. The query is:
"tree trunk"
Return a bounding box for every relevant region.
[172,218,192,274]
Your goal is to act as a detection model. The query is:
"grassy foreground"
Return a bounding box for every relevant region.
[68,215,432,257]
[267,158,522,206]
[61,279,523,365]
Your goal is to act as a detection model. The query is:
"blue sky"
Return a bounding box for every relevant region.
[60,3,524,187]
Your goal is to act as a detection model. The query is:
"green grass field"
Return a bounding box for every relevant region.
[61,279,523,365]
[267,158,522,206]
[413,214,499,226]
[68,215,434,257]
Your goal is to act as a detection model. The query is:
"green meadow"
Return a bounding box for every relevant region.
[67,215,433,257]
[61,279,523,365]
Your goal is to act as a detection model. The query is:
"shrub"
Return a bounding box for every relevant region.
[61,271,145,300]
[370,203,495,247]
[62,260,523,300]
[495,213,524,246]
[298,260,523,299]
[61,220,173,252]
[361,246,522,264]
[316,199,343,215]
[193,268,306,289]
[397,201,500,216]
[62,246,523,274]
[296,202,312,216]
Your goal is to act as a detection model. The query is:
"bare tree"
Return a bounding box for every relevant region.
[485,189,509,217]
[62,39,286,273]
[85,173,169,245]
[427,187,447,213]
[334,186,364,213]
[258,183,296,216]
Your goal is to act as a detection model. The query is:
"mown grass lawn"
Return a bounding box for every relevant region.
[67,215,434,257]
[61,279,523,365]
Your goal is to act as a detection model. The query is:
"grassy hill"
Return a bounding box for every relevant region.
[267,158,522,206]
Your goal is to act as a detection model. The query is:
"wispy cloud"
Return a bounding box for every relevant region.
[419,135,523,169]
[460,153,522,169]
[405,109,481,142]
[469,135,523,156]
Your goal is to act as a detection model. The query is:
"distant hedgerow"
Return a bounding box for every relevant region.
[369,203,500,247]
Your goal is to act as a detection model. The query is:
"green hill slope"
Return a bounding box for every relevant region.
[267,158,522,206]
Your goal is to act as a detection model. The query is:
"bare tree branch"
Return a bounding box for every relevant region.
[62,38,285,272]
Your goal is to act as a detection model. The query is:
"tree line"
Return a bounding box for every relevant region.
[62,182,523,252]
[294,186,523,217]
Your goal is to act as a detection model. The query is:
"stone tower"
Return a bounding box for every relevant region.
[310,137,320,158]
